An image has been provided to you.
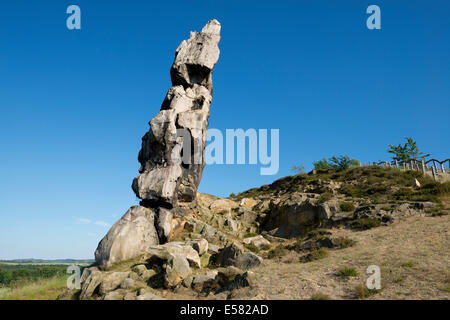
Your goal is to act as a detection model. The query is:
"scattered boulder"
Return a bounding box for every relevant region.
[145,241,205,288]
[200,252,212,268]
[188,238,209,255]
[79,270,103,300]
[215,243,263,270]
[235,207,260,226]
[164,255,193,288]
[191,271,218,293]
[98,272,130,295]
[155,207,173,242]
[215,243,244,267]
[80,266,99,285]
[132,264,157,282]
[232,271,257,290]
[208,243,220,254]
[147,242,201,268]
[136,292,165,300]
[94,206,159,270]
[263,195,326,238]
[103,289,126,300]
[292,237,334,252]
[216,266,244,286]
[120,278,136,290]
[184,217,228,245]
[243,235,270,248]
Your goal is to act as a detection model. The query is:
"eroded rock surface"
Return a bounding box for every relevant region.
[133,19,221,209]
[95,206,159,270]
[95,20,221,270]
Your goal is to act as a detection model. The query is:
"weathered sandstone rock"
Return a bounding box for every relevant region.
[243,235,271,248]
[133,19,221,208]
[95,206,159,270]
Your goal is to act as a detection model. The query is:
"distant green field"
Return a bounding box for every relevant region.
[0,275,70,300]
[0,261,90,300]
[0,288,10,295]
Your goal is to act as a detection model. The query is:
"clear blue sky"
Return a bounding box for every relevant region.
[1,1,449,259]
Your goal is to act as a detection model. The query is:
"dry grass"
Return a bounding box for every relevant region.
[0,275,69,300]
[310,292,332,300]
[249,215,450,299]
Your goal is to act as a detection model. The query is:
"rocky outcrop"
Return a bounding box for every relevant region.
[95,206,159,270]
[94,20,221,270]
[133,19,221,209]
[263,194,334,238]
[215,243,263,270]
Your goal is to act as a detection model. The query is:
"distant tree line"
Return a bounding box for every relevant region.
[0,265,67,286]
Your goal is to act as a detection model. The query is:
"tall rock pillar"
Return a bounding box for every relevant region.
[95,20,221,270]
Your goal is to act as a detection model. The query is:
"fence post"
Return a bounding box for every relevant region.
[432,166,437,181]
[421,160,426,174]
[441,163,445,173]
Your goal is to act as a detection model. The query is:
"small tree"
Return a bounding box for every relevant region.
[313,155,359,172]
[313,158,331,170]
[291,163,305,173]
[387,137,429,161]
[329,155,360,171]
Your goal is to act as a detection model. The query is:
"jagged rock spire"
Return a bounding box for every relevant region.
[95,20,221,270]
[132,19,221,209]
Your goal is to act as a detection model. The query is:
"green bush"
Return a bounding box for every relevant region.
[307,229,332,240]
[267,246,287,259]
[313,158,332,170]
[244,244,260,253]
[333,237,357,248]
[300,248,328,263]
[310,292,331,300]
[243,232,259,238]
[313,155,360,172]
[337,267,359,277]
[291,164,305,173]
[350,218,381,230]
[387,137,429,161]
[400,261,415,268]
[340,201,355,212]
[0,265,67,287]
[355,284,380,299]
[317,192,333,204]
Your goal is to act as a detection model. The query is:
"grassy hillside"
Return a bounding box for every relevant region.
[0,262,88,300]
[0,275,69,300]
[234,166,450,204]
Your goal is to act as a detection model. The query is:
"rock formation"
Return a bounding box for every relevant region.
[95,19,221,270]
